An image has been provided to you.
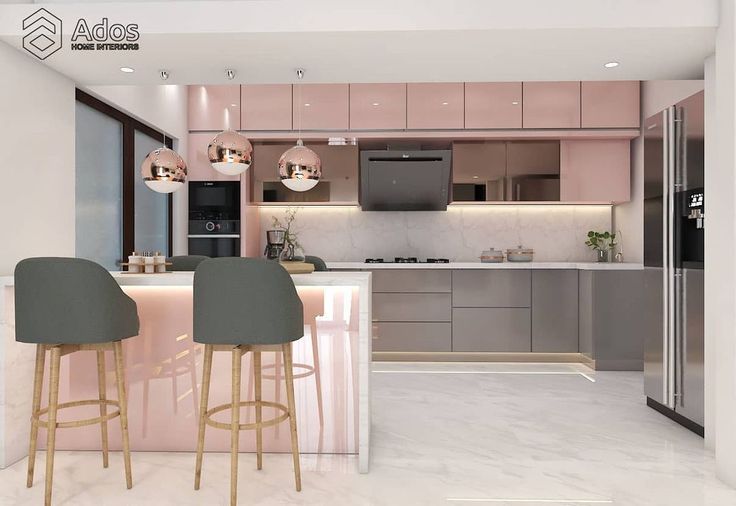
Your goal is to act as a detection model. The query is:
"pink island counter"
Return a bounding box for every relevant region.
[0,271,372,473]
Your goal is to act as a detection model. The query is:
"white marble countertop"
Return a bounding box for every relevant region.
[327,262,644,271]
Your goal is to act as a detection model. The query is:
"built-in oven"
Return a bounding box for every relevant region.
[188,181,241,258]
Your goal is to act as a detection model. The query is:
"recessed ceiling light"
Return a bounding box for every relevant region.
[603,61,620,68]
[511,101,519,105]
[372,102,380,106]
[472,175,479,179]
[120,66,135,73]
[441,102,449,106]
[304,103,311,107]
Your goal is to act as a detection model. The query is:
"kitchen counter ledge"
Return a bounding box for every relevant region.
[327,261,643,271]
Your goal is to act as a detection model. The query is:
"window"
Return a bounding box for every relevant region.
[75,90,173,268]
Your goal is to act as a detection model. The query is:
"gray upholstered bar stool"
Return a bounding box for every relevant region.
[14,258,139,506]
[193,258,304,506]
[168,255,210,271]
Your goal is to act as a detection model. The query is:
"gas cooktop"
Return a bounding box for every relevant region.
[365,257,450,264]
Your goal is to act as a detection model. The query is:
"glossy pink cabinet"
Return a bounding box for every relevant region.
[350,83,407,130]
[188,85,241,131]
[560,140,630,202]
[464,82,522,129]
[292,84,349,130]
[522,82,581,129]
[241,84,292,131]
[581,81,640,128]
[407,83,464,129]
[187,132,241,181]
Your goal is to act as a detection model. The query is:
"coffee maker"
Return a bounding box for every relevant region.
[264,230,286,260]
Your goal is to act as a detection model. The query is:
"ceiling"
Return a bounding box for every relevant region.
[0,0,718,85]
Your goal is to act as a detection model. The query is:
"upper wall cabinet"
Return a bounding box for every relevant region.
[407,83,464,129]
[350,83,407,130]
[241,84,292,131]
[522,82,581,129]
[187,132,241,181]
[292,84,349,130]
[560,139,630,202]
[188,85,241,131]
[464,82,522,129]
[581,81,640,128]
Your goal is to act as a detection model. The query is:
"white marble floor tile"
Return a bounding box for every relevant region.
[1,362,734,505]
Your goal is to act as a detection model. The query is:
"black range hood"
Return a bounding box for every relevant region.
[359,150,452,211]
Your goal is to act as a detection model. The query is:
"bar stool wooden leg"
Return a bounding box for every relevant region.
[283,343,302,492]
[27,344,45,488]
[194,344,213,490]
[230,347,242,506]
[311,320,324,427]
[254,351,263,470]
[113,341,132,489]
[96,350,110,469]
[44,346,61,506]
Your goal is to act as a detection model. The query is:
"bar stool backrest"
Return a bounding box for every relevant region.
[168,255,210,271]
[193,257,304,345]
[14,257,139,344]
[304,255,328,272]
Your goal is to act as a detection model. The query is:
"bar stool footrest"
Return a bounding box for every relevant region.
[260,362,315,380]
[205,401,289,431]
[34,399,121,429]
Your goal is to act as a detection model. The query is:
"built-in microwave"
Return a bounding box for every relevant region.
[188,181,241,257]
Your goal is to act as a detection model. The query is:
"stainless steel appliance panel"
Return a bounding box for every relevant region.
[643,267,665,404]
[679,268,704,425]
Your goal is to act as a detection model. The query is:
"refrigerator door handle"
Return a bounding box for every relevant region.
[665,106,677,409]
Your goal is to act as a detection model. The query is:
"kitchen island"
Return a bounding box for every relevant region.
[0,271,372,472]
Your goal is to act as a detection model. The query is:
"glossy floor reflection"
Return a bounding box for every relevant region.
[2,363,735,505]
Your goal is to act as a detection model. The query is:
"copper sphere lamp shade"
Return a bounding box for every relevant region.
[140,147,187,193]
[278,140,322,192]
[208,129,253,175]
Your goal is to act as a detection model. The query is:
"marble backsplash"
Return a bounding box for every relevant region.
[258,205,613,262]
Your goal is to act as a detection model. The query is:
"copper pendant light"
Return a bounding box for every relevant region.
[140,146,187,193]
[279,68,321,192]
[208,129,253,175]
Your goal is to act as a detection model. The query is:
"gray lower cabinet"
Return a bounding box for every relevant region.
[531,270,579,352]
[373,322,452,352]
[452,308,531,352]
[452,270,531,307]
[373,293,452,322]
[373,270,451,293]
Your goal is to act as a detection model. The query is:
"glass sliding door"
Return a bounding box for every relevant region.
[75,101,123,270]
[134,130,170,254]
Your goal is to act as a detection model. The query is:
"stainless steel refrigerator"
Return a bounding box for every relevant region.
[643,91,705,436]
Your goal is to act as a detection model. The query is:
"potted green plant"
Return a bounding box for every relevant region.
[585,230,617,262]
[272,208,304,261]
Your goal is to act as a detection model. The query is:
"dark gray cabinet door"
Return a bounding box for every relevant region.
[372,270,451,293]
[373,293,452,322]
[452,270,531,308]
[531,270,579,352]
[373,322,452,352]
[452,308,531,352]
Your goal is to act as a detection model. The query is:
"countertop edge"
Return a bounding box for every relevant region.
[326,262,645,271]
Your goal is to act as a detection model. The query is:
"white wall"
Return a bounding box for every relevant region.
[83,84,189,255]
[259,205,612,262]
[711,0,736,487]
[613,80,704,263]
[0,41,75,275]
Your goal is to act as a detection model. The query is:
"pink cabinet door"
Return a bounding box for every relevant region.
[522,82,581,129]
[292,84,349,130]
[349,83,406,130]
[188,85,241,131]
[464,82,522,129]
[581,81,640,128]
[241,84,292,131]
[407,83,464,129]
[560,140,630,202]
[187,132,241,181]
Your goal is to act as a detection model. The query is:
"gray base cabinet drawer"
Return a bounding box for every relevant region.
[452,270,531,307]
[373,322,452,352]
[531,270,579,352]
[373,293,452,322]
[452,308,531,352]
[372,270,451,293]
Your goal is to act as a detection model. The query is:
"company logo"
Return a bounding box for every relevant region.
[22,8,62,60]
[71,18,140,52]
